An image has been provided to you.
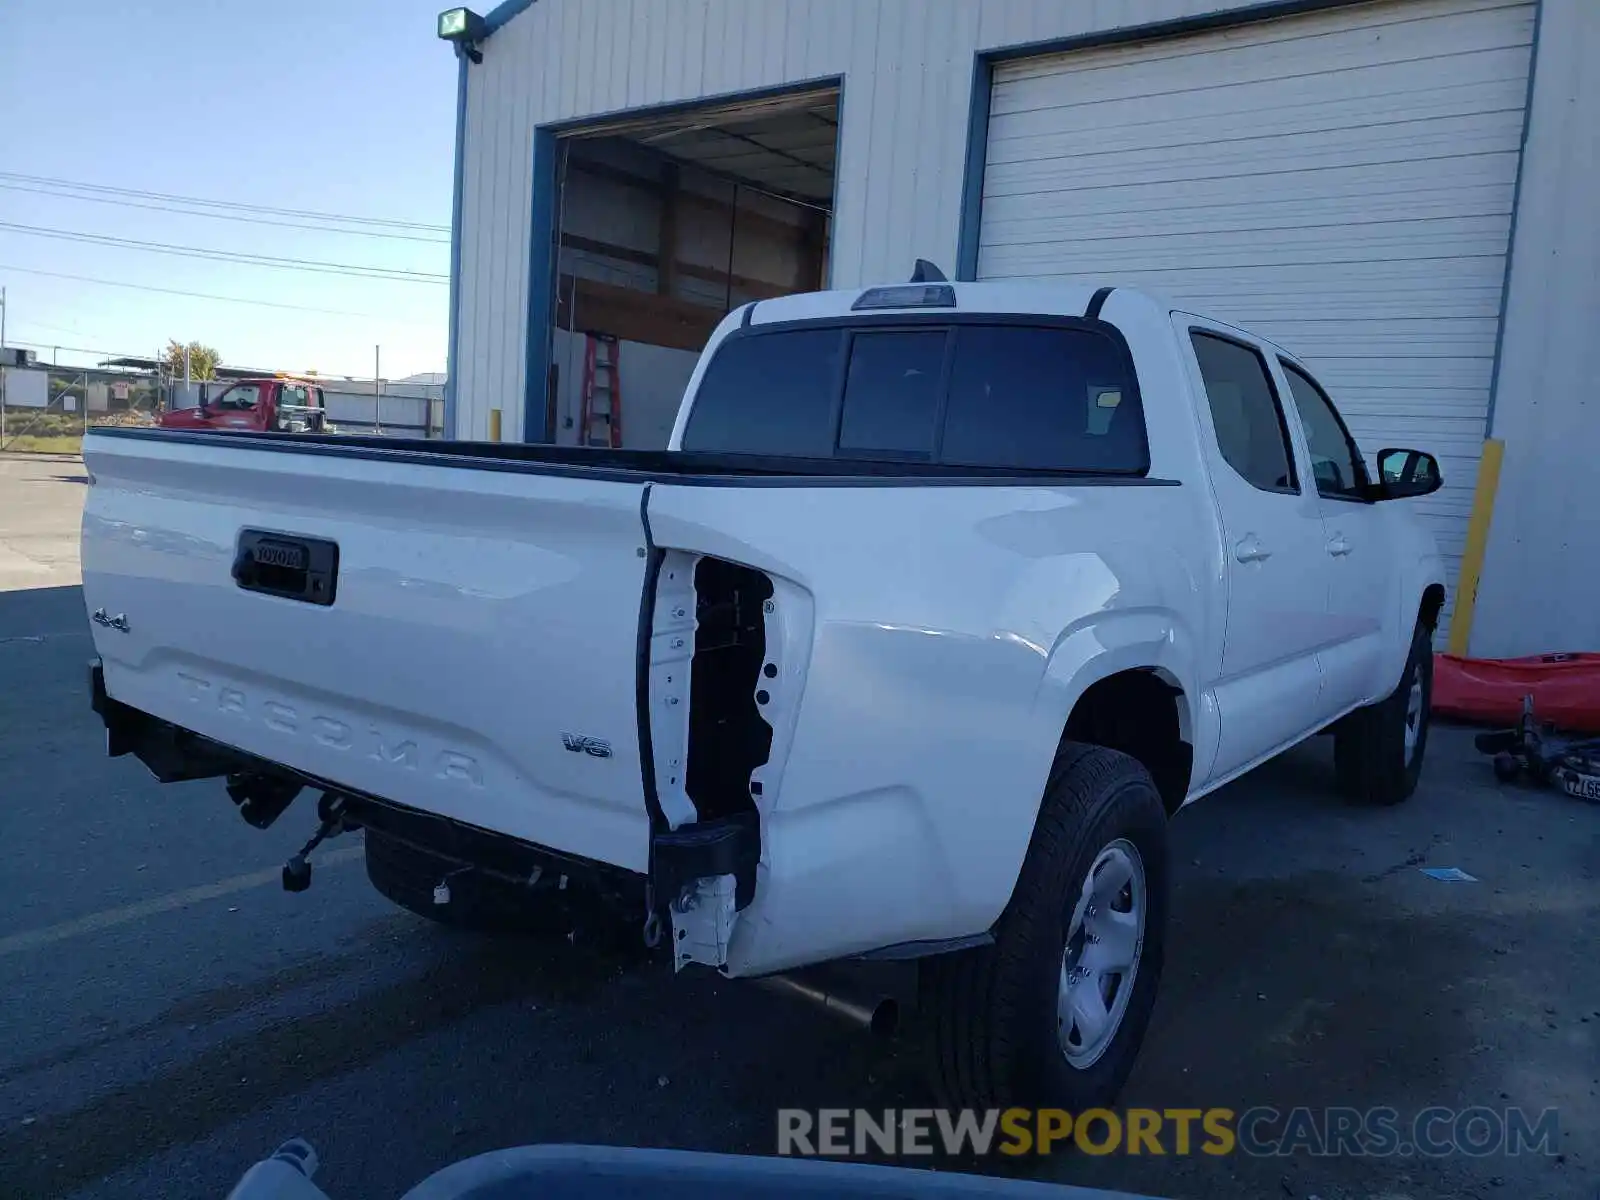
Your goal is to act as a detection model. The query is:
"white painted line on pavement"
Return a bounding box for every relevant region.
[0,844,364,958]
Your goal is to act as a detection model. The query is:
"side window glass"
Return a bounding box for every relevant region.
[216,384,260,411]
[1190,332,1298,494]
[1280,362,1366,500]
[275,387,307,431]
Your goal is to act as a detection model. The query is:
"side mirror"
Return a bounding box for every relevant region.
[1373,447,1442,500]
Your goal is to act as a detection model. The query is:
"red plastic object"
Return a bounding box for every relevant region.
[1434,652,1600,731]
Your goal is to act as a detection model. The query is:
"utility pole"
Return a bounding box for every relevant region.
[374,344,382,434]
[1,286,8,444]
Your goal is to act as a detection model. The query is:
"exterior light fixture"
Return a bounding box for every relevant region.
[437,8,486,61]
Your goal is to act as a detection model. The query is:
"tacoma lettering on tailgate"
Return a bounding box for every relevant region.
[174,671,483,787]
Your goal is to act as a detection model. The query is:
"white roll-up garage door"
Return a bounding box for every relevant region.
[978,0,1535,606]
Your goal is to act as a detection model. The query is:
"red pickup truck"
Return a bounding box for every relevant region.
[160,377,331,434]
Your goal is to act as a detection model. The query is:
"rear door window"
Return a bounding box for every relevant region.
[681,319,1145,473]
[1190,332,1298,494]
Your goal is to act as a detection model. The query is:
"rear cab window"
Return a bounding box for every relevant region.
[677,329,840,458]
[680,317,1147,475]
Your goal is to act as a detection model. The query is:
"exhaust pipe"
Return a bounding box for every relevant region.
[754,970,900,1038]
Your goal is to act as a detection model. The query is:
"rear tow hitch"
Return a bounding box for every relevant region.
[227,772,303,829]
[282,793,355,892]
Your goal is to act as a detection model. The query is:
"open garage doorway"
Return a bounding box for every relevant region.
[538,86,838,448]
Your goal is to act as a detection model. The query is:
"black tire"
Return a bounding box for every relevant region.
[920,743,1169,1109]
[1492,752,1521,784]
[364,829,571,934]
[1334,620,1433,805]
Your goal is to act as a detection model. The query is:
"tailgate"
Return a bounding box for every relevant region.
[82,432,653,871]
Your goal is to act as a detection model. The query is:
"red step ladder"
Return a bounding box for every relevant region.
[579,334,623,448]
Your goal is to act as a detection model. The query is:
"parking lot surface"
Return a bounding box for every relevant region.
[0,457,1594,1200]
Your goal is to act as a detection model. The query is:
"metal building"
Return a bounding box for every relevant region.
[444,0,1597,659]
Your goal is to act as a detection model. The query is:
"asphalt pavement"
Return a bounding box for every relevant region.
[0,455,1594,1200]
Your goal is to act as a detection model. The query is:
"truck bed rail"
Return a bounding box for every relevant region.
[86,426,1177,488]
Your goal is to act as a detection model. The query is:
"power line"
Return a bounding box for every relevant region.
[3,337,159,362]
[0,221,448,283]
[0,264,431,319]
[0,170,449,233]
[7,315,87,337]
[0,182,450,244]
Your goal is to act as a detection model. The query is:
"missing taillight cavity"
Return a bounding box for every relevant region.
[687,557,775,821]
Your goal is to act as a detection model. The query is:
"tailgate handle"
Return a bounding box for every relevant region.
[233,530,339,606]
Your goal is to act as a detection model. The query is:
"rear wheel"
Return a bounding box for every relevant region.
[1335,621,1433,805]
[920,743,1168,1109]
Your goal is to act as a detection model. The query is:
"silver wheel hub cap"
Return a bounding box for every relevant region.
[1404,677,1425,761]
[1057,838,1146,1068]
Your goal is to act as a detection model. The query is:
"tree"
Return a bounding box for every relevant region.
[164,339,222,382]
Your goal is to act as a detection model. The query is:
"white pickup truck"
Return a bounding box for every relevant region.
[83,277,1445,1111]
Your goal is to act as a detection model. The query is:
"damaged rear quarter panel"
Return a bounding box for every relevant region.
[645,480,1203,976]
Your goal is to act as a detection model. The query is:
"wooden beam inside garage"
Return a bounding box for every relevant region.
[556,274,723,353]
[560,233,795,301]
[567,157,814,251]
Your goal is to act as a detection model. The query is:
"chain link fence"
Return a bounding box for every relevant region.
[0,365,159,454]
[1,364,446,453]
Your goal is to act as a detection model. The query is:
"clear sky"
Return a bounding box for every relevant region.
[0,0,457,380]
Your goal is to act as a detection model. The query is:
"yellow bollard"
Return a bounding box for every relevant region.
[1447,437,1504,658]
[488,408,502,442]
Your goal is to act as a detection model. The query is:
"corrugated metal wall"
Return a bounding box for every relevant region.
[1472,0,1600,657]
[975,0,1536,625]
[454,0,1297,441]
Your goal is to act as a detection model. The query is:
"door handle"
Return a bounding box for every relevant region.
[1234,537,1272,564]
[1327,535,1352,557]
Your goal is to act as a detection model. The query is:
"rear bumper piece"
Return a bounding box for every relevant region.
[91,657,251,782]
[353,794,645,912]
[89,657,645,908]
[89,662,976,973]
